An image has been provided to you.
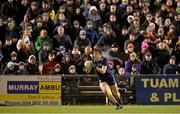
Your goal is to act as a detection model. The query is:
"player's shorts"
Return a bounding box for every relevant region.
[99,73,116,86]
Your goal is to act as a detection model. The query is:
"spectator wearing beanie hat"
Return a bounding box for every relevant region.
[16,62,29,75]
[124,52,141,75]
[86,6,102,29]
[10,51,18,63]
[2,62,17,75]
[26,55,39,75]
[74,30,91,53]
[140,39,149,58]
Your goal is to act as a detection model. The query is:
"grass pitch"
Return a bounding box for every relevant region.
[0,105,180,113]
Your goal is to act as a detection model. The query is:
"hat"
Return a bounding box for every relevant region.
[69,65,76,71]
[134,17,140,21]
[19,62,25,66]
[127,43,134,49]
[54,64,61,69]
[11,51,17,57]
[42,12,49,17]
[42,0,49,4]
[122,0,128,3]
[28,55,36,62]
[58,46,66,52]
[146,14,153,18]
[111,43,118,48]
[127,15,135,20]
[89,6,97,12]
[43,42,49,46]
[79,30,86,36]
[31,1,38,6]
[103,23,111,28]
[7,62,15,68]
[141,39,149,48]
[87,20,93,25]
[5,36,12,40]
[130,52,137,57]
[170,56,176,60]
[145,52,152,57]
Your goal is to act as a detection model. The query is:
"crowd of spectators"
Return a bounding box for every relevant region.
[0,0,179,76]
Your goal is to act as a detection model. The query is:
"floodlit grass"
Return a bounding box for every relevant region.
[0,105,180,113]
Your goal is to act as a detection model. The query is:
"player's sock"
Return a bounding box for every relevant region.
[117,99,123,105]
[115,102,122,110]
[115,102,120,107]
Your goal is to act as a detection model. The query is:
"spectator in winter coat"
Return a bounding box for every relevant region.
[140,52,161,74]
[125,52,141,75]
[25,2,39,23]
[38,42,51,74]
[2,37,16,63]
[103,43,124,67]
[35,29,53,52]
[3,62,17,75]
[86,6,102,29]
[154,42,170,71]
[163,56,179,74]
[97,25,117,51]
[74,30,91,53]
[71,7,86,27]
[42,52,57,75]
[84,20,99,46]
[53,26,72,52]
[16,62,29,75]
[50,63,62,75]
[60,53,76,74]
[26,55,39,75]
[1,0,18,20]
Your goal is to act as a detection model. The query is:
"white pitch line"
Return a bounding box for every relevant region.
[0,112,180,114]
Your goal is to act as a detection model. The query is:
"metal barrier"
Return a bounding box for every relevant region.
[61,74,134,105]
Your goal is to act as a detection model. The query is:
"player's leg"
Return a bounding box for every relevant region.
[110,83,123,106]
[99,82,120,106]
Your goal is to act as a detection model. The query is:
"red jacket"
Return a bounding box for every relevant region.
[42,60,57,75]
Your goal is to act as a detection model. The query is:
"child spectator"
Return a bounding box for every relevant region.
[16,62,29,75]
[125,52,141,75]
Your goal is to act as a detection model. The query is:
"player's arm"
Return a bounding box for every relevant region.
[96,65,107,74]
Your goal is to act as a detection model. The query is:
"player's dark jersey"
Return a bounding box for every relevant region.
[94,57,116,85]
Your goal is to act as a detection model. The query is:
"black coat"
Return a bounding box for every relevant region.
[163,63,178,74]
[140,59,161,74]
[26,63,39,75]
